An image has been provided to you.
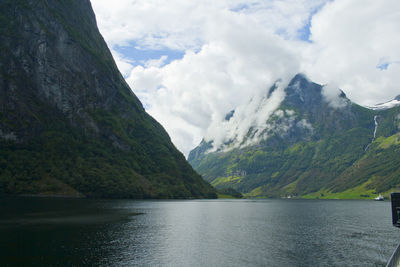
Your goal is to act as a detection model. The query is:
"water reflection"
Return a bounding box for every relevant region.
[0,198,139,266]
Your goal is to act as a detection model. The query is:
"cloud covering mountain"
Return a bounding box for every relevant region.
[91,0,400,155]
[188,74,400,198]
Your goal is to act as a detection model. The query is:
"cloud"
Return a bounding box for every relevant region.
[90,0,400,156]
[321,83,347,109]
[90,0,316,155]
[125,19,300,155]
[109,50,134,78]
[302,0,400,106]
[205,80,287,151]
[91,0,326,51]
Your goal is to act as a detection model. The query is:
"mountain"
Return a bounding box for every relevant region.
[0,0,216,198]
[369,95,400,110]
[188,74,400,198]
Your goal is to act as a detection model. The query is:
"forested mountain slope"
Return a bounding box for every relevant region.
[189,74,400,198]
[0,0,216,198]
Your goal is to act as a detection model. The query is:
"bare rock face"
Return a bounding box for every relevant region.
[1,0,140,138]
[0,0,216,199]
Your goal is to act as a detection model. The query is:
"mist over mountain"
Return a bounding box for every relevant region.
[189,74,400,198]
[0,0,216,198]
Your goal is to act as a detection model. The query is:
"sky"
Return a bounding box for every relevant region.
[90,0,400,156]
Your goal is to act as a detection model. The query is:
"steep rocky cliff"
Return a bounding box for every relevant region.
[0,0,216,198]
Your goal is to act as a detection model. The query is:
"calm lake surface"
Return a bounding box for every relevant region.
[0,197,399,266]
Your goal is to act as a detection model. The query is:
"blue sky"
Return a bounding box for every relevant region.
[114,44,185,69]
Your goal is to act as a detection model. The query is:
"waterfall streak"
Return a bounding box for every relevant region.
[373,115,378,138]
[365,115,378,151]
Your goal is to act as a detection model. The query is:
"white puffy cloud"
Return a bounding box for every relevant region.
[91,0,326,50]
[90,0,400,156]
[125,19,300,155]
[303,0,400,106]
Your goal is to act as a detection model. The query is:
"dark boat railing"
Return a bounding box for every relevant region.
[387,243,400,267]
[388,193,400,267]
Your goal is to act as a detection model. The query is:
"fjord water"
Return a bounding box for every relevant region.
[0,197,398,266]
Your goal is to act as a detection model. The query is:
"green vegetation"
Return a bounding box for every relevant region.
[189,75,400,199]
[191,128,376,198]
[0,0,216,199]
[0,109,216,198]
[217,188,243,198]
[302,181,379,199]
[211,175,242,187]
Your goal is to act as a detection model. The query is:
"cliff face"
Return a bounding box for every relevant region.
[0,0,216,198]
[1,0,137,137]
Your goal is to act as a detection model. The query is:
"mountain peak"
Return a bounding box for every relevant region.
[289,73,310,84]
[194,74,355,156]
[284,73,323,109]
[189,74,400,199]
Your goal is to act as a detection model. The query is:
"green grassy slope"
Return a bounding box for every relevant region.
[189,76,400,199]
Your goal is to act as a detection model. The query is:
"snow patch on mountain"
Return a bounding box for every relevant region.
[368,98,400,110]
